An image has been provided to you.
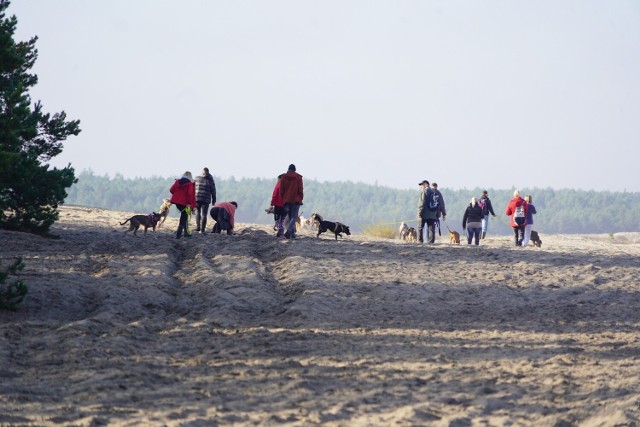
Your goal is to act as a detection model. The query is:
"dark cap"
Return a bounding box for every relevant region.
[418,180,429,186]
[288,164,296,171]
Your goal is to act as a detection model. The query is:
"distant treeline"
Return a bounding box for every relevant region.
[65,170,640,236]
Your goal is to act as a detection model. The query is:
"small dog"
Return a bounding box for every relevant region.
[312,213,351,240]
[530,230,542,247]
[399,222,409,240]
[295,212,306,232]
[446,225,460,244]
[310,213,322,230]
[120,213,162,237]
[406,227,417,242]
[157,198,172,228]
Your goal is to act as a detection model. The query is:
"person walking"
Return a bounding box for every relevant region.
[462,197,484,245]
[417,180,437,244]
[194,167,216,234]
[431,182,447,238]
[280,164,304,239]
[270,174,286,238]
[210,201,237,235]
[478,190,496,239]
[169,171,196,239]
[522,194,538,247]
[505,189,529,247]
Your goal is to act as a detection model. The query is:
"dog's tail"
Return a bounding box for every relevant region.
[119,219,131,225]
[446,224,454,233]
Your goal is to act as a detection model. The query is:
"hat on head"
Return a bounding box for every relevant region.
[288,164,296,172]
[418,180,429,186]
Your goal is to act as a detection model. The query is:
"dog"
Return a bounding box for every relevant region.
[446,225,460,244]
[312,213,351,240]
[157,198,172,228]
[399,222,410,240]
[120,213,162,237]
[295,212,306,232]
[530,230,542,247]
[406,227,417,242]
[310,213,322,230]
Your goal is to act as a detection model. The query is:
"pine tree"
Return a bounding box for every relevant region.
[0,0,81,233]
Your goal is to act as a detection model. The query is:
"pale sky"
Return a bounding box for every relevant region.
[9,1,640,192]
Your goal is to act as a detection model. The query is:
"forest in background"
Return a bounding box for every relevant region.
[65,170,640,236]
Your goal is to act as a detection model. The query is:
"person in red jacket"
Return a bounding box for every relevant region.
[505,189,529,247]
[210,201,237,235]
[170,171,196,239]
[279,164,303,239]
[270,174,286,238]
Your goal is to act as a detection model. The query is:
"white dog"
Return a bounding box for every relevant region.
[399,222,409,240]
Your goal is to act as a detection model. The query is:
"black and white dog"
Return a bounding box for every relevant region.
[311,213,351,240]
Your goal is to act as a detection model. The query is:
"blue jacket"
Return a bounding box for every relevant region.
[526,203,537,225]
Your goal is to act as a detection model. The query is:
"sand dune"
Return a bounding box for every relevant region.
[1,205,640,426]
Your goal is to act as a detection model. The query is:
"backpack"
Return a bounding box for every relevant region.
[428,192,439,212]
[513,202,526,226]
[478,198,487,214]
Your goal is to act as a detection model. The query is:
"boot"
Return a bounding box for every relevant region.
[482,231,486,239]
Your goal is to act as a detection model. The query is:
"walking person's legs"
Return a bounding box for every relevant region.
[523,224,532,246]
[466,228,473,244]
[481,214,489,239]
[473,227,481,245]
[427,219,436,244]
[285,203,300,238]
[175,204,187,238]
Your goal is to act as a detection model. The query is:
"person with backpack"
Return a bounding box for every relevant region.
[505,189,529,247]
[522,194,538,247]
[462,197,484,245]
[431,182,446,237]
[478,190,496,239]
[417,179,438,244]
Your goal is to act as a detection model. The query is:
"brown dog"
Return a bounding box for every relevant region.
[446,225,460,244]
[120,213,162,237]
[406,227,418,242]
[530,230,542,247]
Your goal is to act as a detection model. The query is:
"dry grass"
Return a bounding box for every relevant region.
[361,223,397,240]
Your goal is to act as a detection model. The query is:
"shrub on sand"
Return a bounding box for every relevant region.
[362,224,397,240]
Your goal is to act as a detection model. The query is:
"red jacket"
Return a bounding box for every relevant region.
[270,181,284,207]
[279,171,303,205]
[213,202,236,229]
[170,177,196,209]
[505,196,528,227]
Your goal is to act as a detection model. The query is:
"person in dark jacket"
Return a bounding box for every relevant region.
[169,171,196,239]
[522,194,538,247]
[279,164,303,239]
[194,167,217,234]
[417,180,437,244]
[462,197,485,245]
[478,190,496,239]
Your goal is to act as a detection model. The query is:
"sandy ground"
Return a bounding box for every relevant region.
[1,205,640,426]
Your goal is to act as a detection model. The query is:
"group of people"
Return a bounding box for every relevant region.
[168,168,238,239]
[418,181,537,247]
[169,166,537,246]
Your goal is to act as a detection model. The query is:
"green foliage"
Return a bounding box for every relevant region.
[0,257,27,311]
[65,171,640,236]
[0,1,81,234]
